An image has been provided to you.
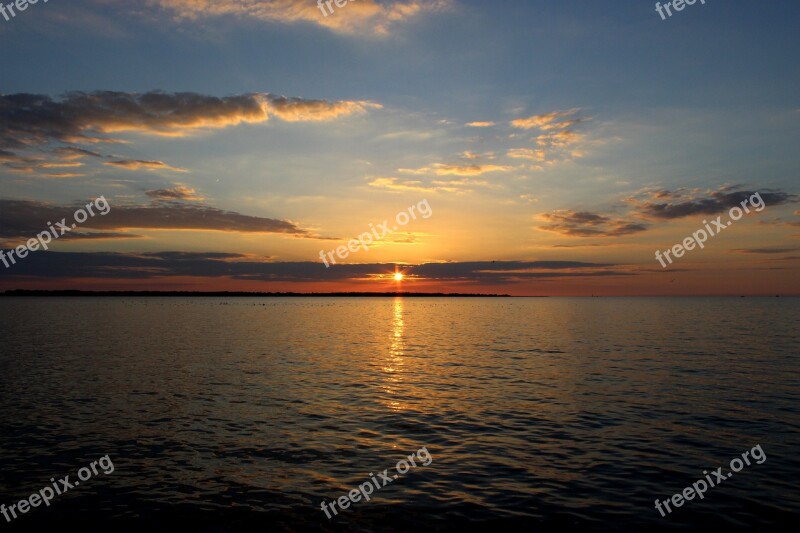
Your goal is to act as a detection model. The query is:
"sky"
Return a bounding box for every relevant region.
[0,0,798,295]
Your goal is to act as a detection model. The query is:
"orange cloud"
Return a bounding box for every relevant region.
[536,130,584,148]
[147,0,451,36]
[399,163,512,177]
[511,108,581,130]
[105,160,188,172]
[368,176,490,193]
[145,185,204,201]
[507,148,546,161]
[266,96,381,122]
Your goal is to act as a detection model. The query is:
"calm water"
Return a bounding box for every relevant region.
[0,297,798,531]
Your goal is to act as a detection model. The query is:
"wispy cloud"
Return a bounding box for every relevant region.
[145,185,204,201]
[535,129,584,149]
[511,108,583,130]
[507,148,546,161]
[399,163,512,177]
[146,0,451,36]
[105,160,188,172]
[39,172,86,179]
[367,176,490,194]
[52,147,103,160]
[265,95,381,122]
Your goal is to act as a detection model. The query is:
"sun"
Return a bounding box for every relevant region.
[394,272,404,282]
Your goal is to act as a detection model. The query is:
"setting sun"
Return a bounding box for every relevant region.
[394,272,404,282]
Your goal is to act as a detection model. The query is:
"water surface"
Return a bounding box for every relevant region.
[0,297,798,531]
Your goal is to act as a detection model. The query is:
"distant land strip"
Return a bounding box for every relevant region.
[0,290,515,298]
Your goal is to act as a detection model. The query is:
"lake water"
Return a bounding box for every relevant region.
[0,297,798,531]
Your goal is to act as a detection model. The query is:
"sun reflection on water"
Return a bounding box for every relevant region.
[382,297,405,411]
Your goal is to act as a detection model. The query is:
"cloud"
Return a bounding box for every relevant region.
[461,151,495,160]
[408,261,627,283]
[0,91,380,179]
[536,130,584,148]
[38,162,85,169]
[503,109,591,165]
[105,160,188,172]
[538,187,797,239]
[0,255,627,284]
[507,148,546,161]
[52,147,103,160]
[0,147,94,177]
[145,186,204,201]
[466,121,495,128]
[265,95,381,122]
[0,199,308,239]
[367,176,490,194]
[399,163,512,177]
[58,232,143,241]
[731,247,800,254]
[0,150,23,163]
[0,91,380,159]
[538,210,648,237]
[511,108,582,130]
[39,172,86,179]
[0,92,265,149]
[632,188,797,220]
[146,0,451,36]
[87,204,307,234]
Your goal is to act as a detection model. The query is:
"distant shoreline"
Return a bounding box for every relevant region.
[0,290,515,298]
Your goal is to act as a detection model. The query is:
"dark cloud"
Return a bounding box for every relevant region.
[0,199,307,239]
[0,255,628,283]
[637,189,797,220]
[0,91,377,156]
[0,91,267,154]
[0,149,23,162]
[406,261,625,283]
[96,204,305,234]
[0,91,379,178]
[145,186,202,201]
[538,210,648,237]
[0,252,389,281]
[731,247,800,254]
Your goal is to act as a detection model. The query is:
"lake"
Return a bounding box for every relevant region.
[0,297,797,531]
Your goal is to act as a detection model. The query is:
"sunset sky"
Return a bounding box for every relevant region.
[1,0,798,295]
